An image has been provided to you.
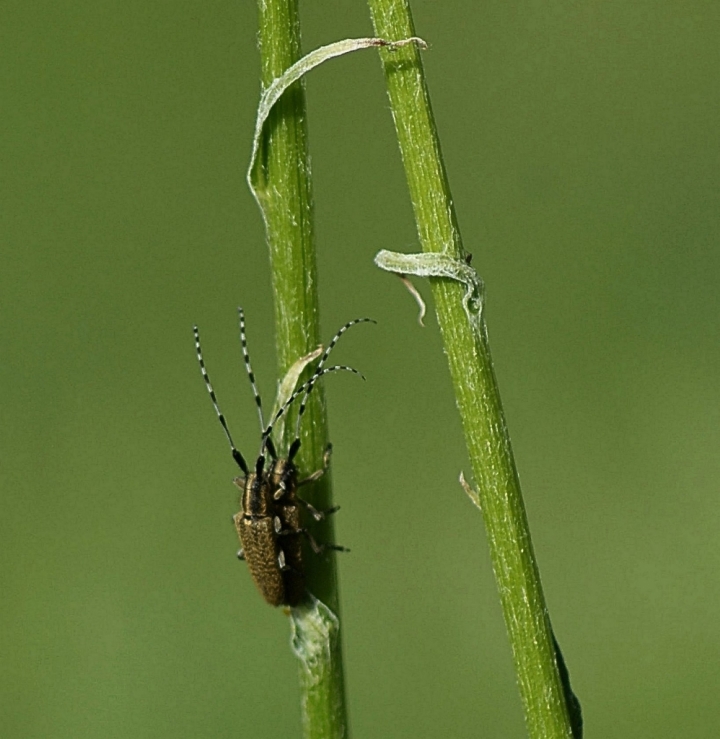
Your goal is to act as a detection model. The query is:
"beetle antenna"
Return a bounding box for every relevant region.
[292,318,374,443]
[194,325,249,475]
[260,365,364,459]
[238,307,265,433]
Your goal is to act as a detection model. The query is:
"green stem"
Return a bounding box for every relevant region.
[255,2,348,737]
[366,2,574,737]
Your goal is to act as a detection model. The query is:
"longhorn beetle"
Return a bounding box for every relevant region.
[194,309,372,606]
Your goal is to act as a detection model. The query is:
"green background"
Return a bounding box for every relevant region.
[2,1,719,737]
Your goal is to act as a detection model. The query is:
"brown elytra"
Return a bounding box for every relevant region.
[233,459,305,607]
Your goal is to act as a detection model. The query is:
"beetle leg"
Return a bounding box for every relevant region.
[300,528,349,555]
[296,496,339,521]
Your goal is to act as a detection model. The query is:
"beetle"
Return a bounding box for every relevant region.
[194,309,371,606]
[231,442,331,606]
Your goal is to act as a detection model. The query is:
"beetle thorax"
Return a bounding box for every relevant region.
[237,471,274,517]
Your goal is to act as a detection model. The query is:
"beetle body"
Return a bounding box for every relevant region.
[233,459,304,607]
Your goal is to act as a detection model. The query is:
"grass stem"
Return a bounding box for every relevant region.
[253,2,349,736]
[366,1,576,736]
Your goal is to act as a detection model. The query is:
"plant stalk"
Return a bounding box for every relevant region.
[366,1,574,736]
[254,1,348,737]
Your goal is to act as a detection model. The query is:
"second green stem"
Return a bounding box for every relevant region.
[367,1,574,737]
[254,1,348,737]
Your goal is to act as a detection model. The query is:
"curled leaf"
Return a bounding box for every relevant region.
[249,36,427,225]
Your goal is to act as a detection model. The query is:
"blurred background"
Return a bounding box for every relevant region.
[2,1,719,736]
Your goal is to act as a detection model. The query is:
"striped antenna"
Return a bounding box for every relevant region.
[194,325,249,475]
[259,364,364,459]
[238,307,265,432]
[292,317,375,442]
